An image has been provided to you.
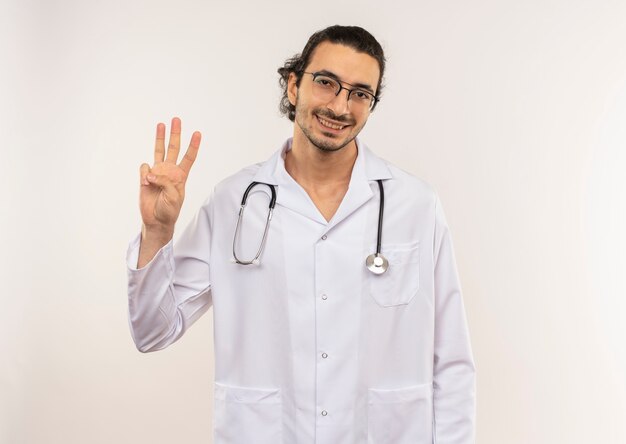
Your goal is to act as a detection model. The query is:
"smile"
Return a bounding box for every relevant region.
[316,115,348,131]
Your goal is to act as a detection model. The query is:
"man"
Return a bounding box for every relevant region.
[127,25,475,444]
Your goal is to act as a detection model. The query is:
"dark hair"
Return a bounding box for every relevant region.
[278,25,386,121]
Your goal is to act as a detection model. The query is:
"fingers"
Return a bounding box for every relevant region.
[154,123,166,163]
[153,117,200,171]
[140,163,151,186]
[165,117,182,163]
[179,131,202,175]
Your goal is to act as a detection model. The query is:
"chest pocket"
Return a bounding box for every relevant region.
[368,242,420,307]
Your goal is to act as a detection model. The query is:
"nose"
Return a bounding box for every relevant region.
[325,86,351,116]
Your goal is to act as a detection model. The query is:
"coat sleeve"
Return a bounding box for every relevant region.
[432,195,476,443]
[126,196,214,353]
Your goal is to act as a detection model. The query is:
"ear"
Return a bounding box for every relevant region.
[287,72,298,106]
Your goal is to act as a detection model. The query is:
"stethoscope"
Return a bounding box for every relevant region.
[232,180,389,274]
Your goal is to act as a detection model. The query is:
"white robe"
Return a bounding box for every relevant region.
[127,138,475,444]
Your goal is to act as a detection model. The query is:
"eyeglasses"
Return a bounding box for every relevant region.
[302,71,379,112]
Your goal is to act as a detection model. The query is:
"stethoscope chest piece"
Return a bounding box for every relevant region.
[366,253,388,275]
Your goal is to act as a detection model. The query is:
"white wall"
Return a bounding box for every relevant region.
[2,0,625,442]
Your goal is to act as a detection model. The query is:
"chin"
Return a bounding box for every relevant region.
[311,135,354,152]
[315,143,344,152]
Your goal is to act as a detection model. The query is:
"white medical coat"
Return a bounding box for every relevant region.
[127,138,475,444]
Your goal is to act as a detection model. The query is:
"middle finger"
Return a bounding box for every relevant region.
[165,117,182,163]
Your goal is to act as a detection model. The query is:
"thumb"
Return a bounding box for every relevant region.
[139,163,150,186]
[146,173,178,197]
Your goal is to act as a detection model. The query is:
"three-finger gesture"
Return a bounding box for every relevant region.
[139,117,201,232]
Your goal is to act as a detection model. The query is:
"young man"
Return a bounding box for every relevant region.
[128,25,475,444]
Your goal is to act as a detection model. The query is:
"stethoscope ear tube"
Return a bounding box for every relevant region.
[232,182,276,265]
[241,181,277,209]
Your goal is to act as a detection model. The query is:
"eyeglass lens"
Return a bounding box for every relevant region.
[311,75,375,111]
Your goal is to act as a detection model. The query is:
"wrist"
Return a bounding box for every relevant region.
[141,224,174,244]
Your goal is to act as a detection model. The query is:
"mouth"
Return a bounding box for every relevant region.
[316,114,350,132]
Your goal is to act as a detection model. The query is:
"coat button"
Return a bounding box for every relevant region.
[321,410,328,416]
[321,294,328,300]
[321,234,327,240]
[322,353,328,359]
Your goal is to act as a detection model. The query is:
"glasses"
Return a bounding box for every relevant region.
[302,71,379,112]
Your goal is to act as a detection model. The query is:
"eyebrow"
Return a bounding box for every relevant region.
[313,69,376,95]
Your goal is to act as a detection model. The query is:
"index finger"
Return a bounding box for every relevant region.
[154,122,166,163]
[178,131,202,175]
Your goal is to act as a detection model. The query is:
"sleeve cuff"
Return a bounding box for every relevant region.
[126,232,174,271]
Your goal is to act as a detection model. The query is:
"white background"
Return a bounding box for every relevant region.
[2,0,625,443]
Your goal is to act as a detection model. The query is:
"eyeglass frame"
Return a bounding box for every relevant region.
[301,71,380,111]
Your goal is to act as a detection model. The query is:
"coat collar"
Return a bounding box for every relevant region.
[252,138,393,185]
[252,138,393,226]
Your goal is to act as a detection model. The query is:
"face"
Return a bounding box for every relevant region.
[288,42,380,153]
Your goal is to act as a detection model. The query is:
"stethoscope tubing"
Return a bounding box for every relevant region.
[232,179,388,273]
[374,179,384,256]
[232,181,276,265]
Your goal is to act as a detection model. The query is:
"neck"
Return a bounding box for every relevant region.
[285,131,358,188]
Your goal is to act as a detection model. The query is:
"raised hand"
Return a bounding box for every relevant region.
[137,117,201,267]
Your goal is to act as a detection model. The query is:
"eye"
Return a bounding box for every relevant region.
[314,76,336,89]
[353,90,371,101]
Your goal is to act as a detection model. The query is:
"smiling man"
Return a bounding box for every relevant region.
[127,25,475,444]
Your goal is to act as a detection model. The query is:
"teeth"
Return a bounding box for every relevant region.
[318,116,345,130]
